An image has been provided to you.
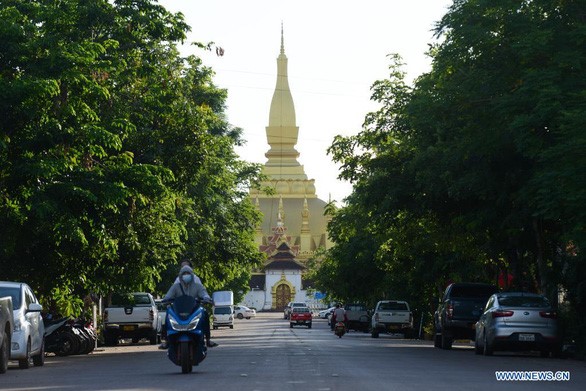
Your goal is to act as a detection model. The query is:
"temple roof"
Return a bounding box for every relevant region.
[264,259,306,270]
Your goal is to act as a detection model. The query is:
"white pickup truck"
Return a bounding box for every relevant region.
[103,292,159,346]
[371,300,414,338]
[0,296,14,374]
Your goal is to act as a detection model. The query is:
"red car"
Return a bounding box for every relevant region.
[290,307,312,328]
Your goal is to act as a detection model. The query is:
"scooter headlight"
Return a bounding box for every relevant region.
[169,312,201,331]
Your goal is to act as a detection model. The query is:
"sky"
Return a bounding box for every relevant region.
[158,0,453,203]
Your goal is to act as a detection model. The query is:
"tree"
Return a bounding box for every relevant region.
[0,0,262,315]
[319,0,585,344]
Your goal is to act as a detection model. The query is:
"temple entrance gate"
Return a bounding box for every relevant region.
[275,284,291,311]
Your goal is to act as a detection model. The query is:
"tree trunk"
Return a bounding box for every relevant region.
[533,218,550,297]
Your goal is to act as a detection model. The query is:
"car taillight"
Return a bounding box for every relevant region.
[447,304,454,319]
[149,309,154,321]
[540,311,557,319]
[492,310,514,318]
[104,310,108,322]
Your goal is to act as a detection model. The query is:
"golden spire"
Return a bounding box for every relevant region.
[278,195,285,224]
[301,196,310,233]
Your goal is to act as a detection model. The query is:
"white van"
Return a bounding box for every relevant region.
[212,305,234,329]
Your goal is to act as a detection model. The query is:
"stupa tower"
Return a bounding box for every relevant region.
[249,25,330,260]
[263,24,308,183]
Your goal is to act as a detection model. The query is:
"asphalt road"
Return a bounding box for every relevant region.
[1,312,584,391]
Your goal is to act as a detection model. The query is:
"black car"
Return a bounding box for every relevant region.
[434,283,499,349]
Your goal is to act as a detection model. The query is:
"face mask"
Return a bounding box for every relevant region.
[181,274,193,283]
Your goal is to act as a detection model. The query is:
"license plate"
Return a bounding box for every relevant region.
[519,334,535,342]
[123,325,135,331]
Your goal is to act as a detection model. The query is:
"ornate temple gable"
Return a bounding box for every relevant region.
[264,232,306,271]
[264,259,306,271]
[259,206,300,258]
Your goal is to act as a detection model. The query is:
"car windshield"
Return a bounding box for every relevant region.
[292,303,305,307]
[0,287,21,309]
[214,307,232,315]
[498,295,550,308]
[110,293,151,307]
[345,304,367,311]
[378,302,408,311]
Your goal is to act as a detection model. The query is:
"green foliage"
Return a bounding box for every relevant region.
[0,0,262,315]
[317,0,585,343]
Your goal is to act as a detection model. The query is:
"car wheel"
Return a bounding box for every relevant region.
[308,323,312,329]
[290,323,293,328]
[483,334,493,356]
[149,330,158,345]
[474,334,483,355]
[237,313,244,320]
[103,331,118,347]
[0,331,9,374]
[434,334,441,348]
[229,325,234,329]
[18,338,31,369]
[32,339,45,366]
[551,344,562,358]
[371,330,379,338]
[440,329,453,350]
[246,317,251,320]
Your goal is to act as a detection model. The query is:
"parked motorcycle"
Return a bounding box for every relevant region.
[43,315,96,356]
[164,296,207,374]
[72,318,96,354]
[334,322,346,338]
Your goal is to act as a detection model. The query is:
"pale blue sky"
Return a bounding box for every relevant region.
[158,0,453,203]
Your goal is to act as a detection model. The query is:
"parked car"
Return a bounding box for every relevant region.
[318,307,335,319]
[0,281,45,369]
[103,292,159,346]
[434,282,499,349]
[371,300,413,338]
[234,305,256,319]
[475,292,560,357]
[344,303,371,332]
[0,295,13,373]
[284,302,307,320]
[155,299,167,340]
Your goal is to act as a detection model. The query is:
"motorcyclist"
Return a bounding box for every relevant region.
[331,304,347,331]
[161,265,218,348]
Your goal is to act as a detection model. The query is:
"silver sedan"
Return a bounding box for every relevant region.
[475,292,560,357]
